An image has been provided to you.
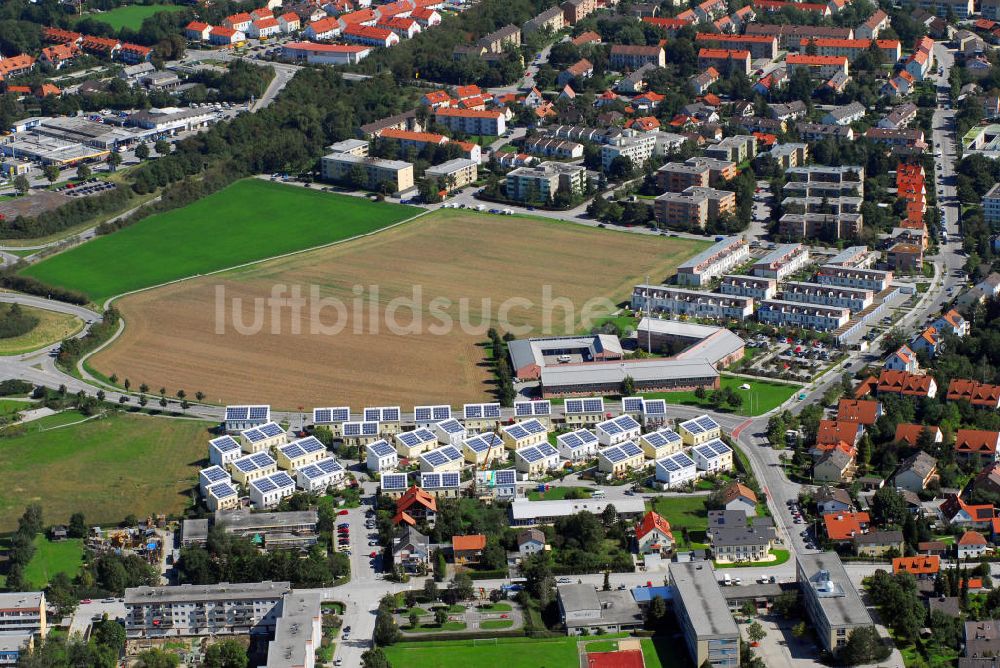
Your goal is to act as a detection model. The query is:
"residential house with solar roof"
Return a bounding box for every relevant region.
[679,414,722,446]
[474,469,519,501]
[419,445,464,473]
[413,405,452,429]
[621,396,646,417]
[343,421,381,447]
[228,452,278,486]
[366,440,399,472]
[209,435,243,467]
[199,466,231,495]
[462,433,505,466]
[597,441,646,476]
[655,451,698,489]
[692,439,734,474]
[501,418,549,450]
[515,443,561,477]
[238,422,287,454]
[275,436,327,472]
[249,471,296,509]
[224,405,271,432]
[394,428,437,459]
[295,457,345,492]
[639,398,669,428]
[563,397,606,426]
[433,418,467,446]
[379,472,410,499]
[312,407,351,437]
[393,486,438,525]
[420,472,462,498]
[206,482,240,512]
[556,429,600,461]
[639,428,684,460]
[513,400,553,427]
[363,406,402,436]
[596,415,642,446]
[462,402,502,432]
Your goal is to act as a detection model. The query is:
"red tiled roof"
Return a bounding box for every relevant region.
[959,530,988,546]
[954,429,1000,454]
[837,399,880,425]
[817,420,860,445]
[893,555,939,575]
[636,510,674,541]
[894,423,940,446]
[786,54,847,65]
[824,512,869,541]
[877,370,934,397]
[452,534,486,551]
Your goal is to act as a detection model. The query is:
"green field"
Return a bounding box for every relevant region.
[0,412,211,530]
[526,486,592,501]
[649,495,709,546]
[383,634,679,668]
[22,535,84,589]
[22,180,421,303]
[643,376,800,416]
[73,3,186,30]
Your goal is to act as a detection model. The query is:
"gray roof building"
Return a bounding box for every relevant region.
[669,562,740,667]
[797,552,873,652]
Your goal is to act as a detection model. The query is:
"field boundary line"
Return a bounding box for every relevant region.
[77,207,433,393]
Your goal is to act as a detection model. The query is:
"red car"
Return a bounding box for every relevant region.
[338,510,349,516]
[369,551,378,558]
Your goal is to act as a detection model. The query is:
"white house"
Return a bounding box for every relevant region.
[556,429,599,461]
[206,481,239,512]
[655,451,698,489]
[636,510,674,554]
[224,405,270,432]
[248,18,281,39]
[248,471,296,509]
[957,531,990,559]
[692,438,734,474]
[366,439,399,472]
[295,457,345,492]
[517,528,546,555]
[209,435,242,467]
[413,404,452,428]
[199,466,230,495]
[595,414,642,446]
[433,418,467,446]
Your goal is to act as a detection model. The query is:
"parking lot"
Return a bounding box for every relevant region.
[742,333,843,382]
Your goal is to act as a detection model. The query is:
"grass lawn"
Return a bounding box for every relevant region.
[405,621,468,632]
[0,412,212,530]
[384,634,630,667]
[22,179,421,303]
[73,3,185,30]
[22,535,84,589]
[479,620,513,629]
[0,304,84,356]
[649,495,708,545]
[476,603,511,612]
[0,400,33,417]
[714,549,791,568]
[643,376,800,416]
[584,640,620,652]
[527,486,592,501]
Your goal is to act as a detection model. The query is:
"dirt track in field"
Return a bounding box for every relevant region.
[91,211,706,409]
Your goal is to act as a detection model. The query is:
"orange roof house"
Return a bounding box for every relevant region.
[823,511,869,541]
[837,399,882,425]
[892,555,940,576]
[894,423,941,446]
[947,379,1000,409]
[393,485,437,525]
[954,429,1000,460]
[636,510,674,553]
[941,493,995,527]
[816,419,862,446]
[877,370,937,398]
[452,534,486,565]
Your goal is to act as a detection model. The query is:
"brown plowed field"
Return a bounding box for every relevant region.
[91,211,706,409]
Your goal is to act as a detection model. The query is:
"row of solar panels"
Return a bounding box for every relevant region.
[225,405,270,421]
[380,470,475,491]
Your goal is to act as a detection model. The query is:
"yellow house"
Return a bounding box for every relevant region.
[501,418,548,451]
[343,421,381,447]
[679,414,722,446]
[563,397,605,427]
[364,406,402,436]
[313,407,351,438]
[419,445,465,473]
[239,421,287,454]
[275,436,328,471]
[639,428,684,460]
[463,432,506,465]
[394,427,437,458]
[597,441,646,477]
[228,452,277,486]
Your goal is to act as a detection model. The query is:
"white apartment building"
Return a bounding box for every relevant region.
[675,236,750,287]
[630,284,754,320]
[719,275,778,301]
[984,183,1000,224]
[0,593,46,637]
[751,243,810,280]
[783,165,865,199]
[601,132,657,170]
[780,281,873,312]
[815,265,893,292]
[757,300,851,331]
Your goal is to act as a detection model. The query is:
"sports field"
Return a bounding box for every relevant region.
[73,3,186,30]
[22,180,420,304]
[0,304,83,356]
[91,209,706,408]
[0,412,211,531]
[382,635,678,668]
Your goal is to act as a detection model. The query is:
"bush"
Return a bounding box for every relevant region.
[0,303,39,339]
[0,380,33,396]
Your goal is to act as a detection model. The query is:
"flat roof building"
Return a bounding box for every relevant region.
[510,497,646,526]
[675,236,750,286]
[797,552,873,652]
[540,358,720,398]
[669,562,740,667]
[631,284,755,321]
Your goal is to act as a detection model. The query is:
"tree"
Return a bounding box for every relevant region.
[408,610,420,629]
[374,594,401,646]
[92,615,126,654]
[839,626,889,665]
[13,174,29,195]
[621,375,635,396]
[601,503,618,527]
[747,621,766,644]
[139,383,149,395]
[43,164,60,183]
[203,639,248,668]
[871,486,907,527]
[135,143,150,160]
[108,152,122,172]
[423,577,439,601]
[452,572,474,601]
[154,139,170,155]
[603,571,611,591]
[134,649,180,668]
[76,164,92,180]
[646,594,668,628]
[68,512,86,538]
[362,648,392,668]
[434,607,448,626]
[196,391,205,402]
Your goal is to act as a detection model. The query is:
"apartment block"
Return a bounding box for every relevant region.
[751,243,810,280]
[767,143,808,169]
[631,284,755,320]
[815,265,893,292]
[797,552,873,652]
[984,183,1000,224]
[704,135,757,163]
[686,156,739,182]
[745,23,854,49]
[757,300,851,331]
[782,195,862,216]
[656,162,710,192]
[784,165,864,198]
[719,275,778,301]
[505,161,587,202]
[601,132,657,170]
[779,213,863,241]
[675,236,750,287]
[320,152,414,193]
[697,48,751,75]
[912,0,972,18]
[424,158,478,191]
[609,44,665,69]
[434,108,506,136]
[796,122,854,142]
[800,38,901,63]
[0,593,45,637]
[695,32,778,59]
[654,186,736,229]
[780,281,873,312]
[785,54,849,79]
[669,562,740,668]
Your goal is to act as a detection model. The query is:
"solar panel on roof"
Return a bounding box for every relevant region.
[298,436,325,454]
[209,482,236,498]
[317,458,343,474]
[601,421,622,435]
[659,455,680,472]
[271,471,294,487]
[259,422,284,437]
[559,433,582,448]
[644,400,666,415]
[368,440,395,457]
[414,407,432,421]
[211,436,240,452]
[251,453,274,468]
[249,406,269,420]
[464,404,483,419]
[484,404,501,418]
[583,398,603,413]
[565,399,583,413]
[616,415,640,430]
[423,450,446,466]
[362,422,379,435]
[532,401,551,416]
[681,418,705,435]
[495,469,516,485]
[364,408,380,421]
[620,441,642,457]
[233,458,255,473]
[201,467,228,483]
[432,406,451,420]
[438,419,464,434]
[254,477,277,493]
[242,428,264,442]
[381,472,409,490]
[441,472,460,486]
[697,415,720,431]
[383,407,400,421]
[343,422,360,436]
[226,406,248,421]
[314,409,332,422]
[514,402,532,416]
[622,397,644,413]
[644,432,667,447]
[398,431,420,447]
[506,424,528,440]
[522,419,545,434]
[601,446,627,463]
